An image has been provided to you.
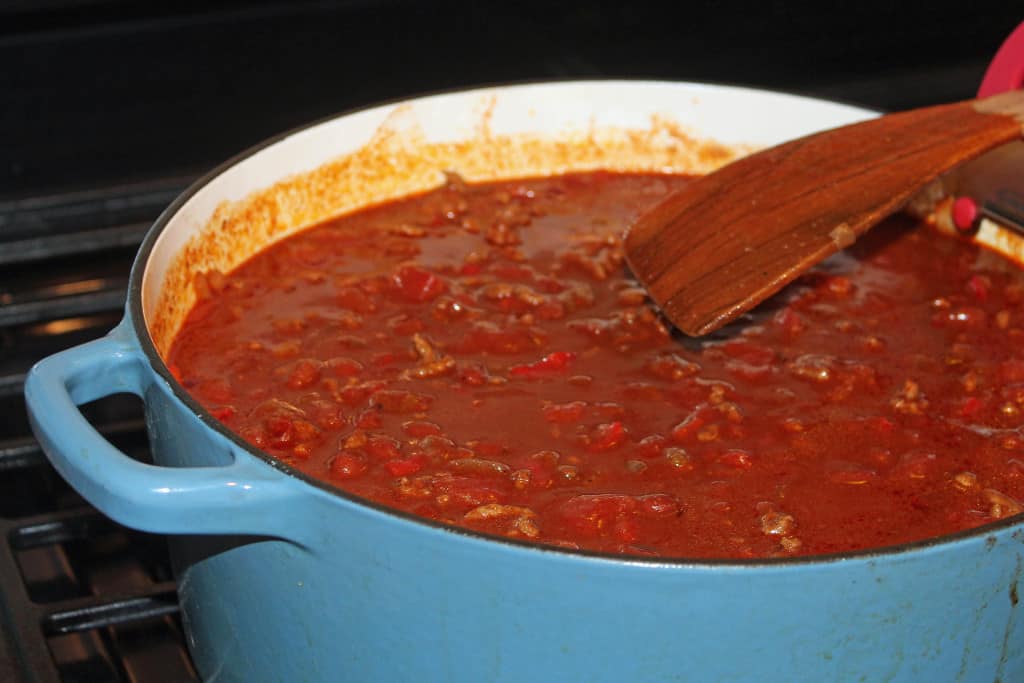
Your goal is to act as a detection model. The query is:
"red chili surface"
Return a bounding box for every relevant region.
[168,171,1024,558]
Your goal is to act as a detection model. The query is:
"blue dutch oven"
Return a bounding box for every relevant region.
[24,81,1024,682]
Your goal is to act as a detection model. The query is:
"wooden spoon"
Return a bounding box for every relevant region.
[624,89,1024,337]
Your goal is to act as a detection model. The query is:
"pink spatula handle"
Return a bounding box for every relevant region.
[979,22,1024,97]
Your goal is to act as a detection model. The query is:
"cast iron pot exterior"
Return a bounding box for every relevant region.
[24,82,1024,682]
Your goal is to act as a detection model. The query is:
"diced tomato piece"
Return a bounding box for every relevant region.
[356,409,383,429]
[670,405,715,442]
[671,414,704,441]
[586,421,627,452]
[291,420,319,443]
[394,266,448,302]
[330,453,368,480]
[522,450,559,483]
[559,493,638,536]
[287,358,322,389]
[419,435,460,459]
[452,321,546,355]
[327,357,364,377]
[960,396,984,418]
[509,351,576,377]
[309,400,345,431]
[366,435,402,460]
[458,363,488,386]
[265,416,293,439]
[718,450,753,469]
[384,455,428,476]
[340,381,387,406]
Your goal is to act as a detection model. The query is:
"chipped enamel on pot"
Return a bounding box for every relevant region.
[25,81,1024,683]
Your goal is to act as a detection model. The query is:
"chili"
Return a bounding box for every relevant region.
[168,171,1024,558]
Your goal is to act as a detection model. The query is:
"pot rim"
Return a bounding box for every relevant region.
[127,78,1024,567]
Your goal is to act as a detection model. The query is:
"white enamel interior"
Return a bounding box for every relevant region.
[140,80,879,340]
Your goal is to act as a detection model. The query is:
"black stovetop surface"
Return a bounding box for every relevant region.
[2,3,1019,680]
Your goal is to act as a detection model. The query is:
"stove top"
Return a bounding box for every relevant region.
[3,2,1020,680]
[0,178,197,681]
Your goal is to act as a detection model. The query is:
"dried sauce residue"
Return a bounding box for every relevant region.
[148,102,742,356]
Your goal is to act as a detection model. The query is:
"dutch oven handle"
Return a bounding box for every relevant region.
[24,323,303,540]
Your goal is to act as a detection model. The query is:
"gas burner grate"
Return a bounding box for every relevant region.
[0,179,199,682]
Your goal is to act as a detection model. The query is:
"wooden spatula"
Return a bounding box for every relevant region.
[624,89,1024,337]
